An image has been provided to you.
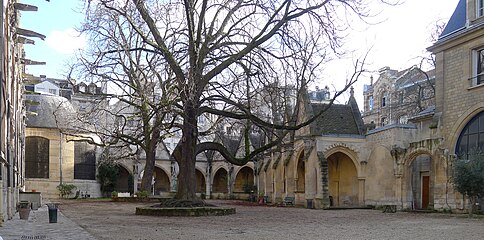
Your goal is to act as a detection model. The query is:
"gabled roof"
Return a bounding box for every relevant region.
[440,0,467,39]
[309,102,363,136]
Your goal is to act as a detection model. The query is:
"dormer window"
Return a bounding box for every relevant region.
[478,0,484,18]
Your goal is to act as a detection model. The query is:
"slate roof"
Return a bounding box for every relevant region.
[25,94,77,129]
[440,0,466,39]
[394,67,435,90]
[309,101,363,136]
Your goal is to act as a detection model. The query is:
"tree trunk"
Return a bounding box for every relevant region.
[140,147,156,192]
[140,117,162,193]
[175,102,198,200]
[469,196,477,218]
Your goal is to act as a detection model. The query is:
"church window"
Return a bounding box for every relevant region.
[456,111,484,159]
[74,141,97,180]
[25,136,50,178]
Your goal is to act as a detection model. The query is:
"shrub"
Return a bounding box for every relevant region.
[452,152,484,217]
[97,161,119,196]
[136,190,149,198]
[57,184,77,198]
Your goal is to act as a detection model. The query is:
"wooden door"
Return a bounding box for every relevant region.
[421,176,430,209]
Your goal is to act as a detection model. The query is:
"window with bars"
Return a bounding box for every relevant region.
[456,111,484,159]
[25,136,50,179]
[74,141,96,180]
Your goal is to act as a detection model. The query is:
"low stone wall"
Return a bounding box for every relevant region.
[135,207,236,217]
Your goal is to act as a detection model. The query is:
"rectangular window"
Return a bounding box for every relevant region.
[478,0,484,17]
[25,137,50,179]
[74,142,96,180]
[368,96,374,111]
[471,49,484,86]
[48,89,57,95]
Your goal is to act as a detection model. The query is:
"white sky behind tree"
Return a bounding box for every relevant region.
[20,0,459,107]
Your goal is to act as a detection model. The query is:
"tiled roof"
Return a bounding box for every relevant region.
[440,0,466,38]
[309,102,362,136]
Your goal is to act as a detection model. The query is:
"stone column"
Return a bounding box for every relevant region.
[170,160,178,192]
[358,178,365,206]
[317,152,330,209]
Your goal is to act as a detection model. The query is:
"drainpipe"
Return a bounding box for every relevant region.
[59,132,63,185]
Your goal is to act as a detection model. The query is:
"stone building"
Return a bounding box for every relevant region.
[24,94,102,199]
[258,0,484,211]
[362,66,435,128]
[1,0,46,222]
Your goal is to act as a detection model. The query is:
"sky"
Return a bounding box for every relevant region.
[20,0,459,106]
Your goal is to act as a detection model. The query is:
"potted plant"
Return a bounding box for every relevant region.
[17,201,31,220]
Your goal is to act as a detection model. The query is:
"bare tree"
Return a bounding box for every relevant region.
[63,4,177,192]
[79,0,387,202]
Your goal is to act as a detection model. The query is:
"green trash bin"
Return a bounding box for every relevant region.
[47,204,58,223]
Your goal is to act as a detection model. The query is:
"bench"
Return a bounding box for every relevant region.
[283,197,295,206]
[382,205,397,213]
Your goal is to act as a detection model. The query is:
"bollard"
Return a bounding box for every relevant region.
[47,203,58,223]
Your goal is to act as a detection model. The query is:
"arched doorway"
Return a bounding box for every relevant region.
[195,169,206,193]
[406,154,432,209]
[212,168,228,193]
[114,165,131,193]
[327,152,358,207]
[234,166,254,193]
[296,152,305,193]
[153,167,170,195]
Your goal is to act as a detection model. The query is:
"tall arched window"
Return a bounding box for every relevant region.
[456,111,484,159]
[25,136,50,178]
[74,141,96,180]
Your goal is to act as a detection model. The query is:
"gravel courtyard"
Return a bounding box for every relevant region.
[58,200,484,240]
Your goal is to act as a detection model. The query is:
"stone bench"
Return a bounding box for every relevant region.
[118,192,131,197]
[283,197,295,206]
[382,205,397,213]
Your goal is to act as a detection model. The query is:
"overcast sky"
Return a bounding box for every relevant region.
[20,0,459,106]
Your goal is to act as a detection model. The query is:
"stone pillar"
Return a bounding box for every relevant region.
[395,176,403,208]
[170,160,178,192]
[317,152,330,209]
[358,178,365,206]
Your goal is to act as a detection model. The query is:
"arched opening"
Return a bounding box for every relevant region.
[456,111,484,159]
[195,169,206,193]
[327,152,358,207]
[153,167,170,195]
[296,152,305,192]
[114,165,131,193]
[406,154,432,210]
[212,168,228,193]
[234,166,254,193]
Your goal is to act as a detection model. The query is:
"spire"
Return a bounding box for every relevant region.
[350,86,354,97]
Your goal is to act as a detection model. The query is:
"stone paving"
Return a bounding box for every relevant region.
[0,203,96,240]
